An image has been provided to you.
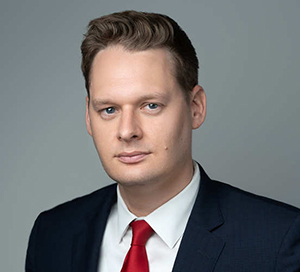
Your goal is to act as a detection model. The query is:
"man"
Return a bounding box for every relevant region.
[26,10,300,272]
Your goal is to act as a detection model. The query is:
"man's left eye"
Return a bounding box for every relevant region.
[147,103,159,110]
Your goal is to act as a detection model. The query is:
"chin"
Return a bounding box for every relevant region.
[109,172,149,185]
[106,167,157,187]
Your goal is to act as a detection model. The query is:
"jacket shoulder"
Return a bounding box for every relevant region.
[203,178,300,270]
[37,183,117,228]
[210,179,300,217]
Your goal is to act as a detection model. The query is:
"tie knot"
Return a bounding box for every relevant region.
[130,220,153,246]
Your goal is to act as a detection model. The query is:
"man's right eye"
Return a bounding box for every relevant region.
[104,107,116,114]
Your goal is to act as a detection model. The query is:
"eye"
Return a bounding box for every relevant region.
[146,103,159,110]
[104,107,116,114]
[99,107,117,119]
[142,103,163,114]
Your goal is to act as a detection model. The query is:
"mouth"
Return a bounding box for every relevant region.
[116,151,151,164]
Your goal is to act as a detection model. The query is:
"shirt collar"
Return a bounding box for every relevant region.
[117,161,200,248]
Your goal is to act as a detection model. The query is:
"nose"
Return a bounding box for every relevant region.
[117,109,142,142]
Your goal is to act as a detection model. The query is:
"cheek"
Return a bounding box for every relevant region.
[90,124,115,156]
[158,124,186,152]
[162,116,191,151]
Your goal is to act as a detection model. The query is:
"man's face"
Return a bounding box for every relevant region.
[86,46,205,189]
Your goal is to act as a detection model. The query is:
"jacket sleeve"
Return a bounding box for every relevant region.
[25,214,42,272]
[276,214,300,272]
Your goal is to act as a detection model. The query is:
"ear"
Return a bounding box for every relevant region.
[85,96,92,136]
[190,85,206,129]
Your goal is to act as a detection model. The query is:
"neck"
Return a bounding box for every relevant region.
[118,161,194,217]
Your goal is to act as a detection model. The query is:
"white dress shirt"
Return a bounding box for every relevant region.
[98,162,200,272]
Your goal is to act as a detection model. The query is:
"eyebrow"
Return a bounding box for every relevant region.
[91,92,170,109]
[137,93,170,102]
[91,99,113,106]
[90,99,113,111]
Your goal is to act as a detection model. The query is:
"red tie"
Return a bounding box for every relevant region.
[121,220,154,272]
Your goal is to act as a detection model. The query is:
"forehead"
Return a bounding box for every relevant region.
[89,46,178,95]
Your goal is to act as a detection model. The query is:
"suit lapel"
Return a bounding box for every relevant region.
[172,164,225,272]
[71,185,117,272]
[69,164,225,272]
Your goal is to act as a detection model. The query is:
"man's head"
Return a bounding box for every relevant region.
[82,11,206,205]
[81,10,199,102]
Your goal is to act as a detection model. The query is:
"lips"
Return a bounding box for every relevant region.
[116,151,150,164]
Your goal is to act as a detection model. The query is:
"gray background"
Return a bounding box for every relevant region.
[1,0,299,271]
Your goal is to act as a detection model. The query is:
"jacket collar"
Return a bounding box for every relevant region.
[71,184,117,272]
[70,163,225,272]
[172,164,225,272]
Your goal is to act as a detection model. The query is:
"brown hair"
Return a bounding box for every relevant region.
[81,10,199,101]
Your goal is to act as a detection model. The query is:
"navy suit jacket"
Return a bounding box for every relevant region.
[26,165,300,271]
